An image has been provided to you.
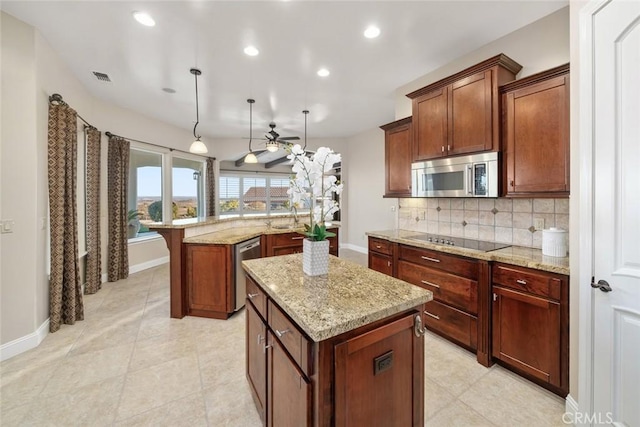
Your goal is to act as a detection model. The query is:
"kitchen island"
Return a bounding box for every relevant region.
[242,254,432,426]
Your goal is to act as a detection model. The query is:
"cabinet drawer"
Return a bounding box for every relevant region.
[423,300,477,350]
[399,245,478,279]
[492,264,562,301]
[270,232,306,247]
[268,300,311,376]
[369,237,393,256]
[246,276,267,319]
[398,260,477,314]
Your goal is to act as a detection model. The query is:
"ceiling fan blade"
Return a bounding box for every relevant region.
[277,136,300,141]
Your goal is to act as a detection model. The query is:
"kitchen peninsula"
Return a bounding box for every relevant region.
[149,215,338,319]
[242,254,432,426]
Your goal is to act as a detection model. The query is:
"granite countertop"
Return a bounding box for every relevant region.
[148,214,341,230]
[367,229,569,275]
[183,226,306,245]
[242,254,432,342]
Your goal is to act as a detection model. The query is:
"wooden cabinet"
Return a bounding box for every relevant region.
[501,64,570,197]
[396,244,491,366]
[407,54,522,161]
[245,274,425,426]
[263,228,339,258]
[380,117,413,197]
[492,263,569,397]
[185,244,233,319]
[368,237,395,276]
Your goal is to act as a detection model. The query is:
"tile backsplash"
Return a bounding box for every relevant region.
[397,198,569,250]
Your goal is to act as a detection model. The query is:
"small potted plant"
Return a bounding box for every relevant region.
[127,209,142,238]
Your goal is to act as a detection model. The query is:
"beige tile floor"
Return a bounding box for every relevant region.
[0,249,566,426]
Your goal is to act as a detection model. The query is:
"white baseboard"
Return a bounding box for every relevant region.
[340,243,368,255]
[0,318,49,362]
[100,256,169,283]
[564,394,580,426]
[129,256,169,275]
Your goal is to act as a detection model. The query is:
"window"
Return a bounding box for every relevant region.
[128,146,206,239]
[219,173,293,216]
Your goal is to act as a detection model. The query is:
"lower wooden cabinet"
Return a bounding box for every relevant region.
[491,263,569,396]
[368,236,395,276]
[185,244,233,319]
[263,228,339,258]
[246,302,267,423]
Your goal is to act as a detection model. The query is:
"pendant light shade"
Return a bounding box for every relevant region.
[189,68,207,154]
[244,99,258,163]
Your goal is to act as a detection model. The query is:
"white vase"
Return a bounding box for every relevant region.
[303,239,330,276]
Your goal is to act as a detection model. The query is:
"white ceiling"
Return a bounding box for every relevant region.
[2,0,567,142]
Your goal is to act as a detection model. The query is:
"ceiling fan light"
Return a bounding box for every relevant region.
[189,137,208,154]
[266,141,279,152]
[244,152,258,163]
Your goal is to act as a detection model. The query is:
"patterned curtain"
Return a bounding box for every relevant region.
[48,103,84,332]
[107,135,130,282]
[84,127,102,294]
[206,157,217,217]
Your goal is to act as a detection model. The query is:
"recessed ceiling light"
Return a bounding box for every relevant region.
[317,68,330,77]
[133,11,155,27]
[162,88,176,94]
[364,25,381,39]
[244,46,259,56]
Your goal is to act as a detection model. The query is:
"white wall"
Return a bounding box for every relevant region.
[395,7,570,119]
[343,128,397,251]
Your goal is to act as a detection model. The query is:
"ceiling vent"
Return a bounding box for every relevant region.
[92,71,111,82]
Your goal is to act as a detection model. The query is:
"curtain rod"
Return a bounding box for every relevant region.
[49,93,96,130]
[48,93,214,160]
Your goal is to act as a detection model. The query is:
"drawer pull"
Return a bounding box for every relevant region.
[275,328,290,337]
[376,245,382,249]
[421,256,441,263]
[291,236,305,240]
[516,279,527,285]
[257,333,265,345]
[248,293,259,299]
[263,344,272,353]
[424,311,440,320]
[421,280,440,289]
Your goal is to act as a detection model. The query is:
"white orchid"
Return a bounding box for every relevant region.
[287,144,342,241]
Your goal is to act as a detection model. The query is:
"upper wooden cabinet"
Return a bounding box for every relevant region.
[407,54,522,162]
[380,117,412,197]
[501,64,570,197]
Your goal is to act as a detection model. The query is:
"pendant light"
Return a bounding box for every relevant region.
[244,99,258,163]
[189,68,208,154]
[265,140,279,152]
[302,109,309,151]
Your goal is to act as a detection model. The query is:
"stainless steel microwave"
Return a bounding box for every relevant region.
[411,152,498,198]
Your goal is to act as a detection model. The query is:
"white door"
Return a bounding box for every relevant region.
[592,1,640,425]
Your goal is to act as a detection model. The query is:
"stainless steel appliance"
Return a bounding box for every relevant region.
[411,152,498,198]
[406,233,510,252]
[234,237,261,311]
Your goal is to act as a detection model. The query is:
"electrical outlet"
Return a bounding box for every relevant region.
[533,218,545,230]
[391,205,396,212]
[1,219,14,234]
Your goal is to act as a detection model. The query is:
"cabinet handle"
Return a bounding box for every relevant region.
[248,293,259,299]
[516,279,527,285]
[493,293,498,302]
[291,236,305,240]
[257,333,265,345]
[375,245,382,249]
[263,344,272,353]
[441,146,445,153]
[414,314,426,337]
[275,328,290,337]
[447,144,451,151]
[424,311,440,320]
[421,280,440,288]
[510,180,514,187]
[420,256,440,263]
[387,261,391,267]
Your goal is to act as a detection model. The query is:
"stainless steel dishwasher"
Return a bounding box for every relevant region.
[234,237,261,311]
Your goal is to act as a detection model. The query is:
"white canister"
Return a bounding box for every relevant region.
[542,227,568,257]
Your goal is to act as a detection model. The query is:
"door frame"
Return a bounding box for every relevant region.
[575,0,613,421]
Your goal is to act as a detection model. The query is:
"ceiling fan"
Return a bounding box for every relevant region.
[263,122,300,152]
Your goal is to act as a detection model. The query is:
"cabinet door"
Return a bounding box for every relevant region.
[449,70,494,155]
[186,245,230,314]
[385,122,413,196]
[267,333,311,427]
[334,313,421,427]
[504,74,569,195]
[413,88,448,161]
[368,251,393,276]
[246,302,267,422]
[492,286,561,388]
[272,245,303,256]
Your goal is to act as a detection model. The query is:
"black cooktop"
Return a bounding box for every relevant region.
[406,234,511,252]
